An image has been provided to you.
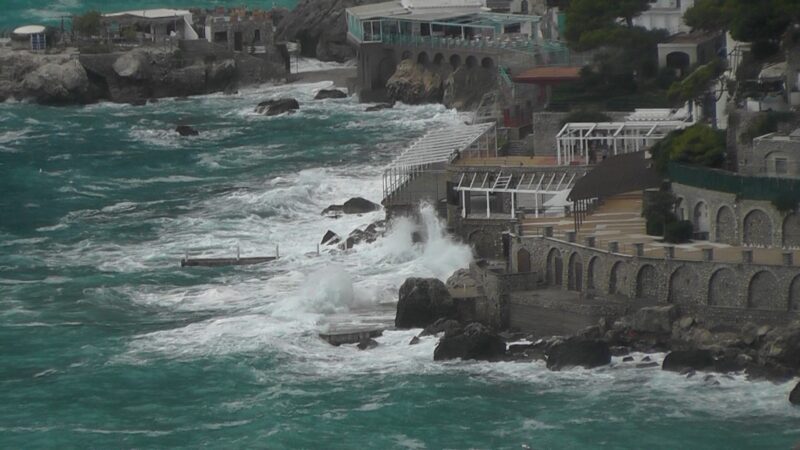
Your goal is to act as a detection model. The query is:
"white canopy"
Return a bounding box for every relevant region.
[13,25,46,35]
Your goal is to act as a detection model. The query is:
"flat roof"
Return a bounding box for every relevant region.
[103,9,191,19]
[512,66,581,83]
[348,0,485,21]
[13,25,46,35]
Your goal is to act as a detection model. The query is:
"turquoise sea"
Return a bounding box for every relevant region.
[1,4,800,445]
[2,0,298,32]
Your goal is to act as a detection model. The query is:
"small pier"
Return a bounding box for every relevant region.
[319,328,384,346]
[180,246,279,268]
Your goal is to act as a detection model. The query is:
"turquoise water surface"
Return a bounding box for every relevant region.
[1,62,800,448]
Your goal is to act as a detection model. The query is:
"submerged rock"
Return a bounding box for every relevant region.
[357,338,379,350]
[255,98,299,116]
[175,125,199,136]
[662,350,714,373]
[365,102,394,112]
[314,88,347,100]
[545,338,611,371]
[395,278,454,329]
[433,322,506,361]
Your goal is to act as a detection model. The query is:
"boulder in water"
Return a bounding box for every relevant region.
[790,381,800,405]
[420,318,463,337]
[365,102,394,112]
[433,322,506,361]
[175,125,199,136]
[22,59,92,105]
[545,338,611,370]
[395,278,454,329]
[357,338,379,350]
[662,349,714,373]
[321,230,341,246]
[255,98,300,116]
[314,89,347,100]
[322,197,380,215]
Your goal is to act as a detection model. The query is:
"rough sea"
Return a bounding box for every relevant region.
[2,1,800,449]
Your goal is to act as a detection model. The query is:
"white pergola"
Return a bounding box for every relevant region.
[383,122,497,200]
[555,121,688,166]
[454,169,585,218]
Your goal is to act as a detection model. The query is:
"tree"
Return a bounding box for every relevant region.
[667,59,724,105]
[650,124,726,173]
[564,0,654,50]
[73,11,102,38]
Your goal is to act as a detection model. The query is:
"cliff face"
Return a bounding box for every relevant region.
[0,44,287,105]
[276,0,385,62]
[443,65,498,111]
[386,60,443,104]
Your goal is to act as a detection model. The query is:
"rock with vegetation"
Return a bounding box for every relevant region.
[386,60,443,105]
[433,322,506,361]
[395,278,455,329]
[255,98,300,116]
[546,338,611,370]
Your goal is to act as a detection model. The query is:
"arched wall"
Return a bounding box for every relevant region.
[743,209,773,247]
[748,271,783,310]
[635,265,659,300]
[669,265,699,304]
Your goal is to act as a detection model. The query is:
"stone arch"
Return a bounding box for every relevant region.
[666,51,691,75]
[416,51,429,65]
[481,57,494,69]
[668,265,699,304]
[567,252,583,291]
[783,213,800,248]
[789,275,800,311]
[516,248,531,273]
[449,54,461,70]
[708,268,739,307]
[743,209,773,247]
[635,264,659,301]
[748,271,782,310]
[715,205,737,244]
[521,0,529,14]
[675,197,687,221]
[587,256,599,290]
[609,261,624,295]
[468,230,494,260]
[465,55,477,69]
[433,53,445,66]
[693,201,710,236]
[546,247,563,286]
[401,50,412,60]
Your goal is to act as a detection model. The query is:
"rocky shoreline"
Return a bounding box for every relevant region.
[389,275,800,405]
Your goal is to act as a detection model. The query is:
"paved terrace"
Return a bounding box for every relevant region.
[522,191,800,266]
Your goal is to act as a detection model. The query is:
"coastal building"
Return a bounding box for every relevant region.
[11,25,47,51]
[657,31,724,75]
[199,8,274,53]
[739,128,800,178]
[632,0,695,35]
[101,9,199,43]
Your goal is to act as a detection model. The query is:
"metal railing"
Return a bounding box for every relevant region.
[668,163,800,201]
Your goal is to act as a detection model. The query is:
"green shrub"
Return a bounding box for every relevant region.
[772,191,800,213]
[643,190,678,236]
[665,220,694,243]
[73,11,102,37]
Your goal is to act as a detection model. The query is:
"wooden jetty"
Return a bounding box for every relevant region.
[319,328,384,346]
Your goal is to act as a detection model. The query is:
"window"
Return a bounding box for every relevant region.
[254,29,261,42]
[775,157,788,175]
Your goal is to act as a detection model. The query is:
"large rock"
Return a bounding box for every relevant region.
[175,125,199,136]
[321,230,341,246]
[791,381,800,405]
[546,338,611,370]
[322,197,380,215]
[314,89,347,100]
[275,0,385,62]
[395,278,455,329]
[759,322,800,371]
[433,322,506,361]
[255,98,300,116]
[443,64,498,110]
[386,59,442,105]
[662,349,715,373]
[621,305,679,335]
[112,50,150,79]
[22,59,92,104]
[420,318,463,337]
[365,102,394,112]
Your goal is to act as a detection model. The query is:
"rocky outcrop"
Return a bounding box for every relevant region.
[386,60,443,105]
[546,338,611,370]
[255,98,300,116]
[276,0,385,62]
[395,278,455,329]
[433,322,506,361]
[321,230,341,246]
[112,49,150,79]
[322,197,380,215]
[175,125,199,136]
[22,59,93,105]
[662,350,715,373]
[420,318,463,337]
[791,381,800,405]
[315,88,348,100]
[443,65,498,110]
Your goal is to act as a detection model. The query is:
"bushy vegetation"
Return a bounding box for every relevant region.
[667,59,725,106]
[772,191,800,214]
[741,111,796,143]
[73,11,102,37]
[650,125,726,174]
[664,220,694,243]
[643,189,678,236]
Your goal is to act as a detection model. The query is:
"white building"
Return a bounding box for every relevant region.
[633,0,695,35]
[102,9,199,42]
